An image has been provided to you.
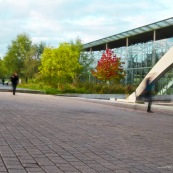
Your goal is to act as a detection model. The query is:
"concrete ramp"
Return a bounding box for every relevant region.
[118,45,173,103]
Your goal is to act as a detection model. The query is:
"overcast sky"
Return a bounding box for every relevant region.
[0,0,172,57]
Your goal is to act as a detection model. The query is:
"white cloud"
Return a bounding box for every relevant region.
[0,0,172,57]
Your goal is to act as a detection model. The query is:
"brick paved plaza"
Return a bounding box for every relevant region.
[0,92,173,173]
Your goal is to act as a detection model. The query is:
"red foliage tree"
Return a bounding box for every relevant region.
[92,49,125,82]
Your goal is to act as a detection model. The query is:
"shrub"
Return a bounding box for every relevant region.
[19,81,135,95]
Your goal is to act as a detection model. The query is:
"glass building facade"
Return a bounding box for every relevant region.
[114,38,173,85]
[83,18,173,95]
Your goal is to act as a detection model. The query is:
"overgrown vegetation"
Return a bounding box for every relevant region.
[19,81,135,95]
[1,33,136,95]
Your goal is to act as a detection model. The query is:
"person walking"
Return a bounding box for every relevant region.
[145,76,153,113]
[10,72,19,95]
[2,78,4,85]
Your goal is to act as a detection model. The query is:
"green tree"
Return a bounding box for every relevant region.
[39,41,81,89]
[33,42,46,60]
[3,33,32,76]
[0,58,7,78]
[24,42,46,83]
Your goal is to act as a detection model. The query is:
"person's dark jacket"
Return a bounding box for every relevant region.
[11,75,19,86]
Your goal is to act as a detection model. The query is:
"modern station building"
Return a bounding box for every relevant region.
[83,17,173,95]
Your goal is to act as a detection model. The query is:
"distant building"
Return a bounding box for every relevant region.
[83,17,173,95]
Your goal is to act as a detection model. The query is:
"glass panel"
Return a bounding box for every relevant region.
[139,26,150,31]
[133,28,143,33]
[84,30,173,95]
[149,24,160,29]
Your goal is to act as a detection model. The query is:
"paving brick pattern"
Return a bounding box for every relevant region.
[0,92,173,173]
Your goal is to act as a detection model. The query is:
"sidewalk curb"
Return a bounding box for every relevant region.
[74,97,173,116]
[0,89,46,94]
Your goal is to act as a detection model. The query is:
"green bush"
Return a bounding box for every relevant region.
[19,81,136,95]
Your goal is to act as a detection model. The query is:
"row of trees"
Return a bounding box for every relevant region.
[0,33,126,90]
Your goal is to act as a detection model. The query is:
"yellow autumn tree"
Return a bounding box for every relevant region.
[39,41,82,89]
